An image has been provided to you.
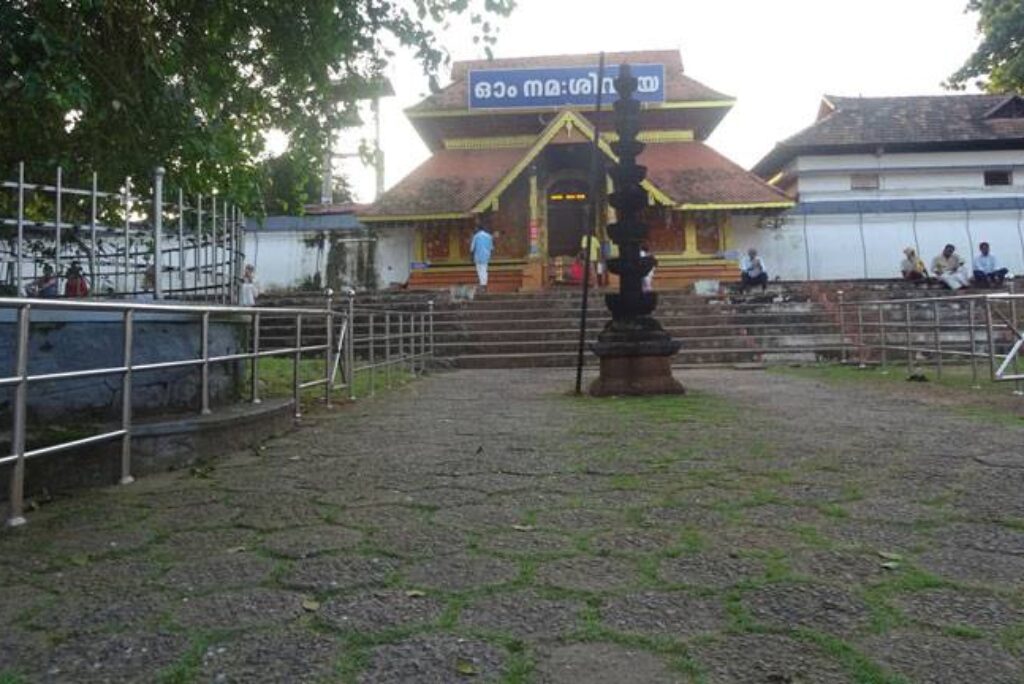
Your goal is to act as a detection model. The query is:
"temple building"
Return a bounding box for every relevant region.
[361,50,792,291]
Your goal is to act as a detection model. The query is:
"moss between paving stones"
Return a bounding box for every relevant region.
[458,591,583,642]
[170,588,307,630]
[319,590,447,634]
[403,553,520,593]
[4,368,1024,682]
[356,633,507,683]
[534,643,682,684]
[280,555,397,593]
[197,627,343,682]
[890,588,1024,633]
[859,630,1022,683]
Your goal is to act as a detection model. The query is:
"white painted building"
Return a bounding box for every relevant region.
[245,206,413,293]
[748,95,1024,280]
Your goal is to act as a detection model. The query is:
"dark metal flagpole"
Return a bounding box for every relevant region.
[575,52,607,395]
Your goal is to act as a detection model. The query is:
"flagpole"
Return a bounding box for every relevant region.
[575,52,607,395]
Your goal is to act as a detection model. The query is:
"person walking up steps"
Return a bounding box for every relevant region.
[470,217,494,292]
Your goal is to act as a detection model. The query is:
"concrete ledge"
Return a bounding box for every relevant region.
[1,398,295,503]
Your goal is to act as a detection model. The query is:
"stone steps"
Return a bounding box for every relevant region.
[255,280,1012,369]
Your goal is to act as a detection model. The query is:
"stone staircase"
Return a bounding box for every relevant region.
[429,290,842,368]
[255,280,1016,370]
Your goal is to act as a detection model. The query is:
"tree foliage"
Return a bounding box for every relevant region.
[0,0,515,211]
[949,0,1024,92]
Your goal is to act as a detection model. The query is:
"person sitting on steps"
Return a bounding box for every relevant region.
[739,248,768,293]
[900,247,929,284]
[931,243,970,291]
[972,241,1009,289]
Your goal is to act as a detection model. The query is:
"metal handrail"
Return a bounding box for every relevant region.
[835,287,1023,389]
[1,291,436,527]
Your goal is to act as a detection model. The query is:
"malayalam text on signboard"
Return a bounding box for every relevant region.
[468,64,666,110]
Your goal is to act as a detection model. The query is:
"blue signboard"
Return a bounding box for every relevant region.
[468,64,665,110]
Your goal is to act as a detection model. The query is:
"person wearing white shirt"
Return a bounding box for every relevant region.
[972,242,1009,288]
[739,248,768,293]
[239,264,259,306]
[931,244,970,291]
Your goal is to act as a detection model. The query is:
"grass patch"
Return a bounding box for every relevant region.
[573,390,740,427]
[771,364,1023,425]
[0,672,28,684]
[797,629,908,684]
[248,357,416,406]
[999,622,1024,656]
[157,632,213,684]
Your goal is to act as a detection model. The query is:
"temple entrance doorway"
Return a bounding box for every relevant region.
[546,179,591,257]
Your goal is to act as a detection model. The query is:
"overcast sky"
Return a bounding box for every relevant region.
[334,0,984,202]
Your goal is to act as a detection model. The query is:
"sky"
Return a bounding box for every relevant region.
[333,0,985,202]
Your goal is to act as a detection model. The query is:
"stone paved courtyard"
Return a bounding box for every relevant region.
[1,368,1023,683]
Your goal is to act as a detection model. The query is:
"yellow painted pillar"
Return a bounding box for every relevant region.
[522,164,544,290]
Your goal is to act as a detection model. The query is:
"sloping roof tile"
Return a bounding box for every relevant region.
[754,94,1024,177]
[643,142,793,206]
[409,50,730,113]
[361,147,525,217]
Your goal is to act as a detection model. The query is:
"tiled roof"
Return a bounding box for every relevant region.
[361,147,525,217]
[408,50,731,113]
[754,94,1024,177]
[642,142,793,206]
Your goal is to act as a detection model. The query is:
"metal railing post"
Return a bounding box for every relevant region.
[123,177,132,295]
[968,298,979,388]
[6,304,31,527]
[90,172,98,296]
[120,309,135,484]
[429,300,435,359]
[933,300,943,380]
[55,167,63,295]
[878,304,887,371]
[211,197,218,302]
[347,292,356,400]
[905,301,913,374]
[369,312,376,397]
[385,312,392,388]
[837,290,847,363]
[324,290,334,407]
[856,303,866,367]
[178,189,186,294]
[251,311,261,404]
[399,312,406,375]
[153,167,165,300]
[201,311,211,414]
[197,194,206,296]
[985,296,997,380]
[293,313,303,419]
[420,310,427,372]
[1010,281,1022,394]
[16,162,24,295]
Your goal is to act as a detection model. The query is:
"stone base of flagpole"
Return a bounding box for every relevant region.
[588,318,684,396]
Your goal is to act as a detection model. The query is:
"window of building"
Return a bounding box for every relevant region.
[984,170,1013,186]
[850,173,880,190]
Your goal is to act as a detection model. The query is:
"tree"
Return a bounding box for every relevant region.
[260,150,352,215]
[0,0,515,210]
[948,0,1024,92]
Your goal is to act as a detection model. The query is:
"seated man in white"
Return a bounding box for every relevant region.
[972,242,1009,288]
[739,248,768,293]
[931,244,970,291]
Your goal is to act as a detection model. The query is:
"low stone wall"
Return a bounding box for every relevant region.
[0,398,295,503]
[0,309,248,423]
